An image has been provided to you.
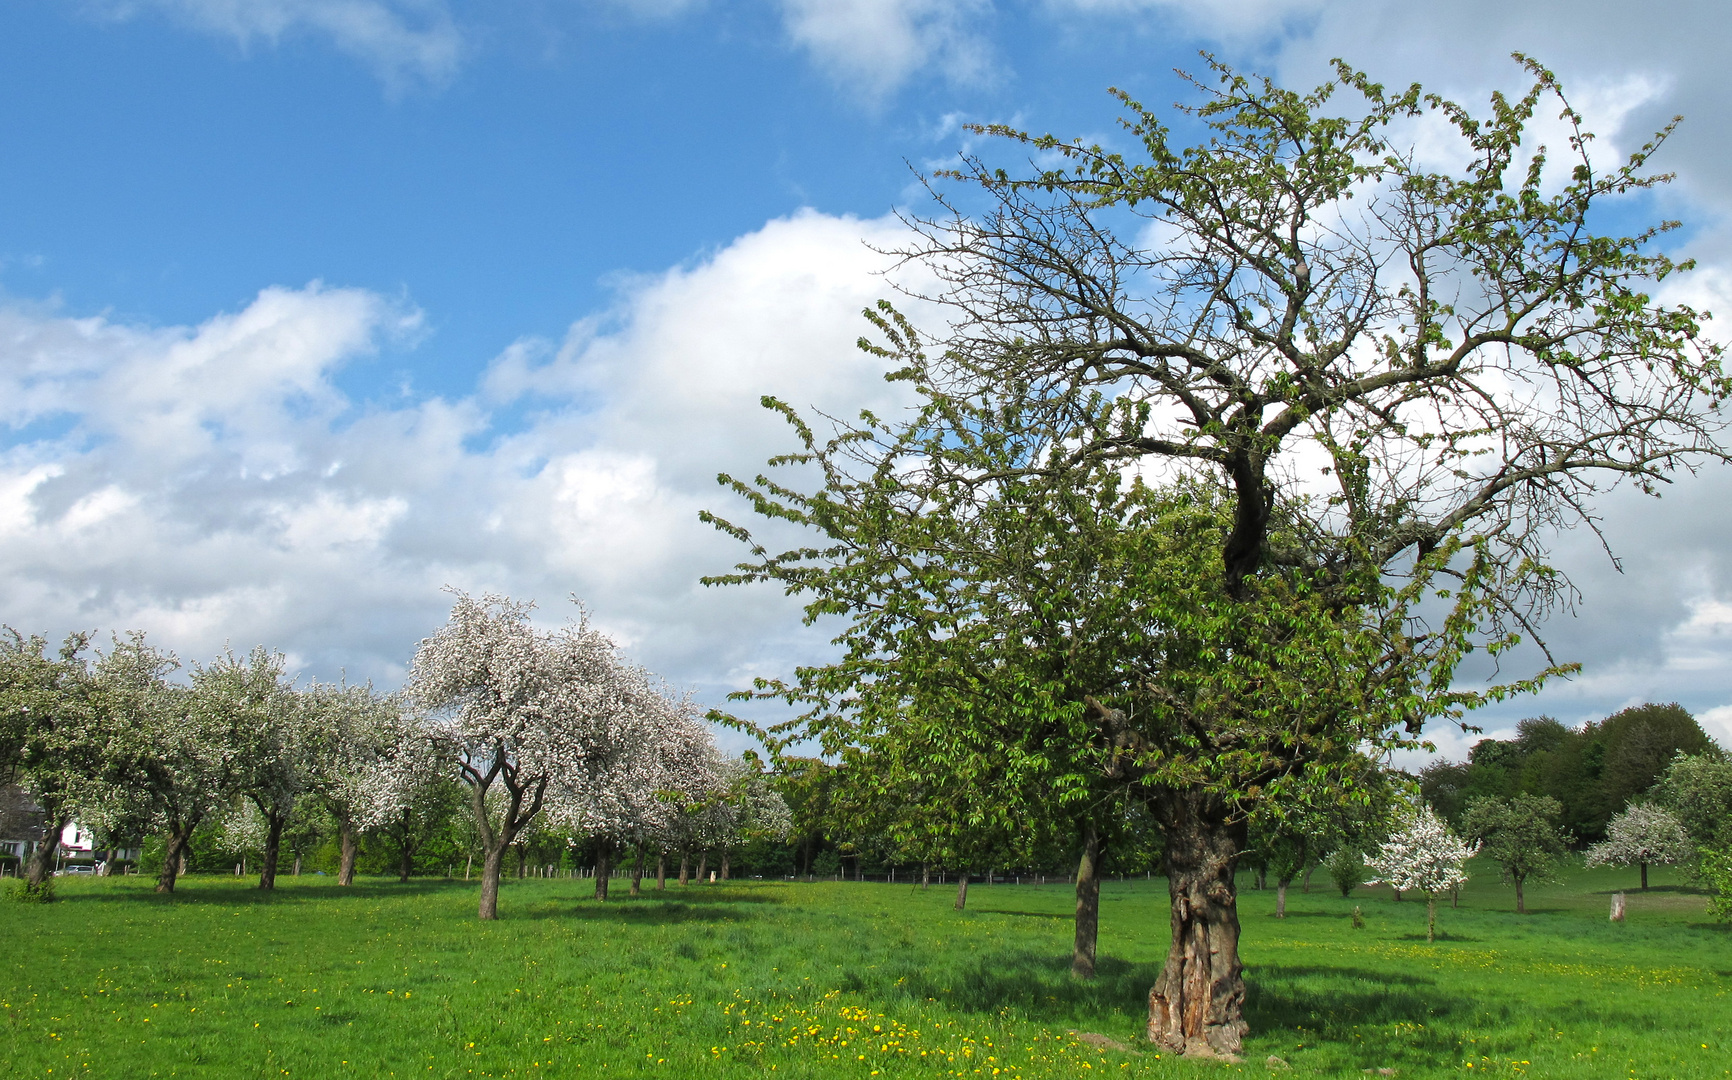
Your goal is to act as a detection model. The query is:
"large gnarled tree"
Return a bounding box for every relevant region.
[707,55,1728,1058]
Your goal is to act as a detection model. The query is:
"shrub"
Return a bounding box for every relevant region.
[9,879,55,903]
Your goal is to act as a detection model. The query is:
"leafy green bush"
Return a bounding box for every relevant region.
[1702,846,1732,923]
[1326,847,1366,897]
[8,878,54,903]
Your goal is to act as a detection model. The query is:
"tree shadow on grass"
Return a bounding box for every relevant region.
[1244,964,1471,1044]
[881,950,1161,1025]
[519,900,755,925]
[64,877,481,906]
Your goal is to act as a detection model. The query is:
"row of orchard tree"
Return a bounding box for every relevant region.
[0,593,789,917]
[774,720,1729,919]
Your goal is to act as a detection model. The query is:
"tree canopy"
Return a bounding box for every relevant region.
[708,53,1727,1059]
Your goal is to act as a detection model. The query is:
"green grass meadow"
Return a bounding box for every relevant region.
[3,862,1727,1079]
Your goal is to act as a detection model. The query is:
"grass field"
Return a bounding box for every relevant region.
[2,861,1727,1079]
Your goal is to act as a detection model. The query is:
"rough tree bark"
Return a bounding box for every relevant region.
[631,842,646,897]
[156,821,198,894]
[678,850,689,887]
[259,810,286,890]
[25,814,70,892]
[954,871,969,911]
[1147,793,1248,1060]
[921,863,930,889]
[720,847,731,881]
[696,852,708,882]
[655,851,667,890]
[337,817,360,886]
[478,843,508,918]
[1073,823,1102,979]
[594,841,613,901]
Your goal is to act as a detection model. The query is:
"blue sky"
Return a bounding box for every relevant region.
[3,0,1732,757]
[0,2,1222,397]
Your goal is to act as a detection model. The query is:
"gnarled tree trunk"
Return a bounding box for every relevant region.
[157,821,197,894]
[1073,822,1101,979]
[25,814,70,892]
[1147,793,1248,1060]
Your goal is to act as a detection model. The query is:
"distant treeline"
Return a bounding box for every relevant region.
[1419,703,1719,844]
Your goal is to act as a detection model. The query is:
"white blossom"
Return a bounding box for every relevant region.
[407,591,719,917]
[1586,804,1692,872]
[1366,806,1476,897]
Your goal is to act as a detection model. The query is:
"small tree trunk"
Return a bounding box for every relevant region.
[1515,873,1526,915]
[696,852,708,883]
[720,846,731,881]
[656,851,667,890]
[293,855,302,876]
[1275,879,1288,919]
[1427,896,1436,942]
[1073,822,1102,979]
[156,823,195,894]
[259,811,285,890]
[1640,861,1648,891]
[678,850,689,887]
[26,814,70,891]
[922,863,930,889]
[1147,792,1248,1060]
[516,844,527,879]
[478,842,507,920]
[594,842,612,901]
[1393,888,1402,902]
[1301,862,1314,894]
[955,872,969,910]
[631,843,646,897]
[338,819,359,886]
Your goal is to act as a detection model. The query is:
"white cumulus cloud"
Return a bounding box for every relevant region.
[776,0,994,100]
[0,211,923,731]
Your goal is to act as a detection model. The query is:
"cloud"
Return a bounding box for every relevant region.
[1047,0,1732,757]
[0,211,920,734]
[85,0,465,88]
[776,0,994,101]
